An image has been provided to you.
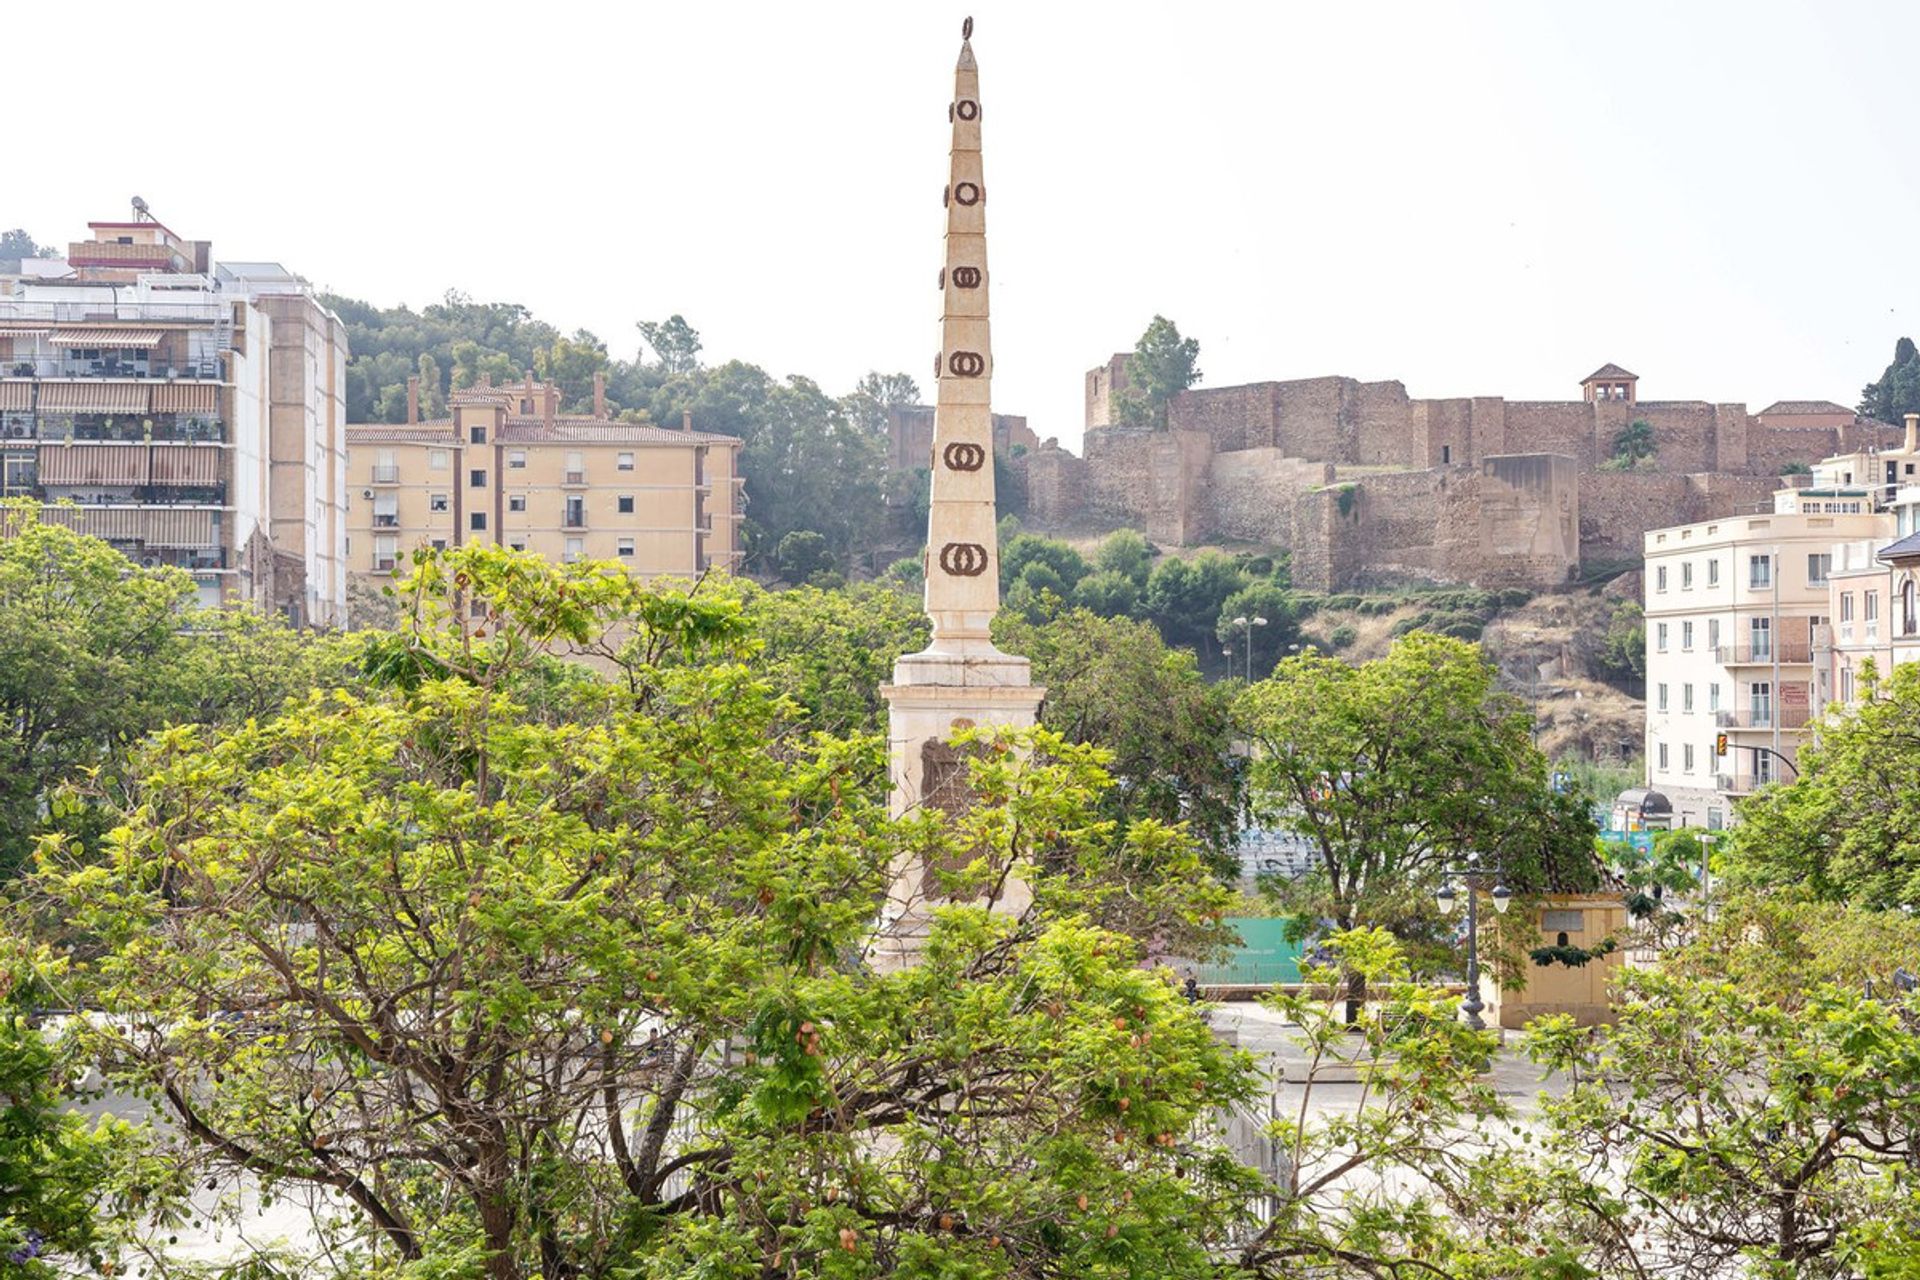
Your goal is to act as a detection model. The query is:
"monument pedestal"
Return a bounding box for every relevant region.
[874,641,1043,970]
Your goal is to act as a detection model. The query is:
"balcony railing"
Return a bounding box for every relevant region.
[1715,706,1812,731]
[372,513,400,528]
[1715,641,1813,665]
[3,414,227,443]
[374,557,398,573]
[1714,772,1781,795]
[563,470,587,485]
[371,466,400,484]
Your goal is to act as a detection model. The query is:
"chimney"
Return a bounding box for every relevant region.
[478,371,492,388]
[543,385,556,430]
[406,375,420,424]
[682,407,693,433]
[593,370,607,419]
[1906,413,1918,454]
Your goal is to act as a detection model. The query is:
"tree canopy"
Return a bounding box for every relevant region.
[1860,335,1920,426]
[1114,316,1202,428]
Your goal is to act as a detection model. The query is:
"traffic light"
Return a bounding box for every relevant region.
[1715,733,1729,757]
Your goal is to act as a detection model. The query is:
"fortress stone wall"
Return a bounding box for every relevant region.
[1018,358,1897,592]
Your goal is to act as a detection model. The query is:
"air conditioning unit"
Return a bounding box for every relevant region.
[4,423,29,439]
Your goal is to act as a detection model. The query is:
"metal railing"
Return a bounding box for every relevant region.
[563,470,587,485]
[1715,706,1812,730]
[370,466,400,484]
[1,415,227,443]
[1715,642,1812,665]
[372,514,400,528]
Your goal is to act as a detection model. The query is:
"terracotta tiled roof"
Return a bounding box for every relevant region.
[497,417,740,446]
[346,423,457,443]
[1581,363,1637,382]
[1757,400,1854,416]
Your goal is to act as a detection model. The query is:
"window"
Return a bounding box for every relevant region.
[470,512,487,532]
[1681,562,1694,589]
[508,450,527,469]
[1656,622,1669,651]
[1682,683,1694,713]
[1755,749,1775,785]
[564,496,586,528]
[373,448,397,483]
[1657,682,1669,712]
[617,495,635,514]
[371,493,398,528]
[1866,590,1880,622]
[1749,616,1772,660]
[429,449,450,470]
[1807,553,1831,585]
[431,538,447,551]
[616,452,635,471]
[470,469,487,488]
[1842,666,1855,704]
[1441,445,1451,464]
[617,537,635,558]
[1683,743,1695,772]
[1657,742,1670,770]
[564,537,584,563]
[1904,580,1917,636]
[429,493,450,513]
[469,425,487,445]
[1750,681,1772,725]
[1708,559,1720,587]
[1682,620,1694,650]
[1841,592,1855,622]
[1707,808,1724,830]
[1656,565,1669,592]
[1708,682,1720,712]
[508,494,527,513]
[374,535,398,572]
[1708,618,1721,651]
[564,450,586,484]
[1750,554,1772,588]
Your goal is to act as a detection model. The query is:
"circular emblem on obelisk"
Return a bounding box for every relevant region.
[943,442,986,472]
[947,351,985,377]
[951,266,982,289]
[953,99,979,122]
[939,542,989,576]
[953,182,982,206]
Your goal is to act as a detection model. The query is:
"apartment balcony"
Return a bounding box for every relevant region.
[373,557,398,573]
[1715,641,1813,666]
[370,465,400,485]
[1714,772,1782,796]
[372,513,400,529]
[1715,706,1812,731]
[563,470,587,486]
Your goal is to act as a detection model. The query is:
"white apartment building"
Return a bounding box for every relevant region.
[1643,503,1889,828]
[0,206,348,624]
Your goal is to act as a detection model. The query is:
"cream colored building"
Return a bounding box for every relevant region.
[345,374,742,588]
[1825,424,1920,707]
[0,205,350,623]
[1643,502,1890,828]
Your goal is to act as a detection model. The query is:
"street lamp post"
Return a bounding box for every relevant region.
[1228,614,1268,682]
[1435,852,1511,1031]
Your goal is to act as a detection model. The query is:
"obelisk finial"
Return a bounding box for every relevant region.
[919,13,999,650]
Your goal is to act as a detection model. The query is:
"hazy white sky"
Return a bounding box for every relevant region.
[12,1,1918,447]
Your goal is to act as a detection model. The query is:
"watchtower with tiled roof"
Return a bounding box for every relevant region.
[1580,362,1638,406]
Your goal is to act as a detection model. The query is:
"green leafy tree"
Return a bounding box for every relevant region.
[1235,634,1599,985]
[635,313,703,375]
[535,330,612,412]
[1592,598,1646,688]
[1861,336,1920,425]
[839,370,921,436]
[1094,528,1156,587]
[1072,569,1141,618]
[44,546,1256,1279]
[773,528,834,584]
[994,605,1243,872]
[998,532,1091,596]
[1113,316,1201,428]
[0,506,195,875]
[1143,550,1248,655]
[0,228,57,265]
[1602,418,1657,470]
[1724,660,1920,909]
[1526,965,1920,1279]
[734,580,927,735]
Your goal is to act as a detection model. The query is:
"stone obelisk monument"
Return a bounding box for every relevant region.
[877,17,1044,964]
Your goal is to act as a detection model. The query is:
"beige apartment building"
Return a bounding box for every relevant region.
[1825,417,1920,705]
[1643,502,1890,829]
[0,204,350,623]
[345,374,742,593]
